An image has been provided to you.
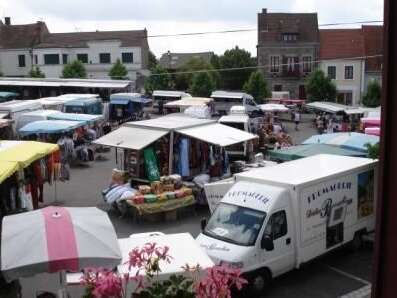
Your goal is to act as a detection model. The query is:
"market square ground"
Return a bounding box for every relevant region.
[38,117,373,298]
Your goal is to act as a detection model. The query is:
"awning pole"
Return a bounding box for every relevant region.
[168,131,174,175]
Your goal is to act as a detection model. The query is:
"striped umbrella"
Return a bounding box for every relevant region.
[1,206,121,282]
[302,132,379,153]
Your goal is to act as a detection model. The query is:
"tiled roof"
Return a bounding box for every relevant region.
[0,22,49,49]
[0,21,148,50]
[258,9,319,44]
[362,26,383,72]
[319,29,364,60]
[36,30,148,49]
[158,52,214,69]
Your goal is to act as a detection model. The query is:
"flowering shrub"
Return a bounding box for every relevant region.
[81,242,247,298]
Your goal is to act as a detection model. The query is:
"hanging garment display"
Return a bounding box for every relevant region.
[143,147,160,182]
[178,138,190,177]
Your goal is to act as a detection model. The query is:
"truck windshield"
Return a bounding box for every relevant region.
[204,203,266,246]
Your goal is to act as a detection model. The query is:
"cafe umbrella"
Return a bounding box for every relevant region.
[1,206,122,282]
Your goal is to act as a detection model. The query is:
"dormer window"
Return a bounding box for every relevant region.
[282,33,298,41]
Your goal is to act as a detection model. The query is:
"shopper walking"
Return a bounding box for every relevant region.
[294,111,301,131]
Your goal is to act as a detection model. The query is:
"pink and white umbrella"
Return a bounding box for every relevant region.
[1,206,121,282]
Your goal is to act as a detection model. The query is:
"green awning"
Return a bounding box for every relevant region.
[269,144,367,162]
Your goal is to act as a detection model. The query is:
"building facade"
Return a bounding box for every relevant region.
[257,9,319,99]
[0,18,149,89]
[319,29,366,106]
[319,26,383,106]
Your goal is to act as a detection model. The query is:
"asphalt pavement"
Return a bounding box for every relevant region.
[39,114,373,298]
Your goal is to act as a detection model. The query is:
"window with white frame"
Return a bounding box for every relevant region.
[270,56,280,73]
[302,56,312,72]
[345,65,354,79]
[328,66,336,79]
[287,57,295,72]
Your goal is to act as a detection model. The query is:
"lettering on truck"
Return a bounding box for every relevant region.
[226,190,270,204]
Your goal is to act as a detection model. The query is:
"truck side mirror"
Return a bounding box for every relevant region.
[261,235,274,251]
[200,218,207,231]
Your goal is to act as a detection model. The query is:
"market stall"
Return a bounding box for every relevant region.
[19,120,95,165]
[0,141,59,215]
[95,114,257,217]
[164,97,213,114]
[268,143,366,162]
[109,93,152,124]
[302,132,379,153]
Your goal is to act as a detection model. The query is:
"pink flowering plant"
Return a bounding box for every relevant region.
[81,242,247,298]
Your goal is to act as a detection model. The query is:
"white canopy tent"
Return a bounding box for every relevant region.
[177,123,257,147]
[93,126,169,151]
[164,97,212,108]
[94,114,256,175]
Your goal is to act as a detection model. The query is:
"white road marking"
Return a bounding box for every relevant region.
[324,264,371,285]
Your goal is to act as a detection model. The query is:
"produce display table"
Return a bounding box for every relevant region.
[126,195,195,216]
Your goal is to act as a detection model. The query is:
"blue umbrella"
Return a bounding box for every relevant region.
[19,120,85,136]
[302,132,379,152]
[47,112,103,125]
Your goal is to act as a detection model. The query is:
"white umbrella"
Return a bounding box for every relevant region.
[1,206,121,282]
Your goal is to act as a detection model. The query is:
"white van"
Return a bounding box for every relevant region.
[197,154,377,292]
[211,91,260,115]
[0,100,43,135]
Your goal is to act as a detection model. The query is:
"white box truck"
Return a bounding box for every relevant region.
[197,154,377,292]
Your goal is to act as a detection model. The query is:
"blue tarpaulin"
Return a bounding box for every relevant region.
[302,132,379,152]
[19,120,86,136]
[47,112,103,124]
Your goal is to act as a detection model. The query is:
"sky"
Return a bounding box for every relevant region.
[0,0,383,57]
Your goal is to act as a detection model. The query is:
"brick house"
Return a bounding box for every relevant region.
[257,9,319,99]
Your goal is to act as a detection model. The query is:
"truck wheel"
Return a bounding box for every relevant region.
[350,232,363,251]
[250,269,271,294]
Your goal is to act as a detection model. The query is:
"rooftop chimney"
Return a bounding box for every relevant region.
[4,17,11,25]
[262,9,267,14]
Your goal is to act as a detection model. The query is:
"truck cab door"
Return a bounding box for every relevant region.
[258,209,295,277]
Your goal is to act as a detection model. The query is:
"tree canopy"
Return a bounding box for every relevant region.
[243,71,270,103]
[144,65,171,95]
[109,59,128,80]
[362,80,381,107]
[148,50,158,70]
[218,46,255,90]
[189,71,216,97]
[306,69,337,102]
[29,66,45,78]
[174,57,219,91]
[62,60,87,78]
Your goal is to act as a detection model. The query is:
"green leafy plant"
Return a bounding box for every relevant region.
[148,51,158,71]
[243,70,270,103]
[144,65,171,95]
[109,59,128,80]
[189,71,216,97]
[62,60,87,78]
[218,46,255,90]
[306,69,337,102]
[29,66,45,78]
[363,80,381,107]
[366,142,380,159]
